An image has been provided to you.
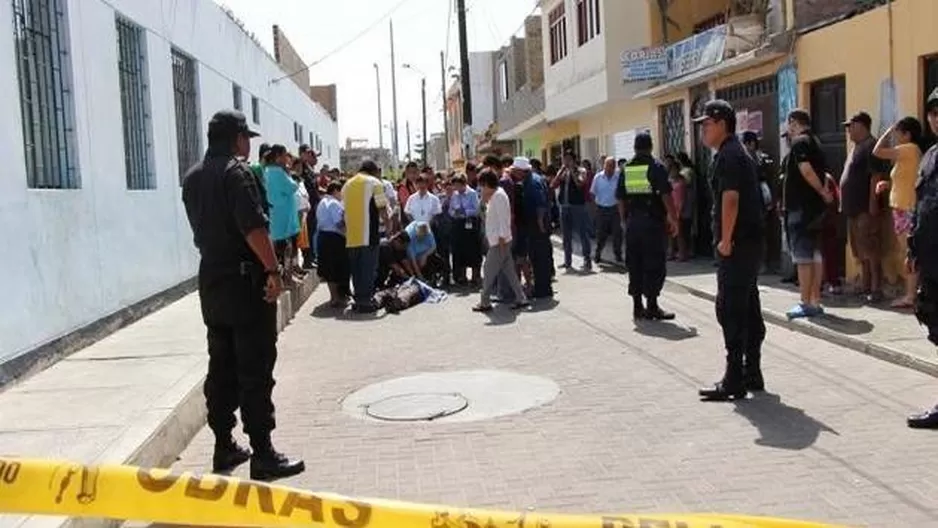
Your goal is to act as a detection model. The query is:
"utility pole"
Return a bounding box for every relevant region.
[440,50,449,167]
[373,63,384,150]
[456,0,472,128]
[406,120,412,161]
[421,78,428,165]
[390,21,401,168]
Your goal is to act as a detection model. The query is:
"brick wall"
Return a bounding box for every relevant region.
[793,0,887,30]
[524,15,544,89]
[272,25,310,92]
[310,85,337,122]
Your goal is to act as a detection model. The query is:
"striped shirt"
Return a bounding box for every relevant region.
[342,173,388,248]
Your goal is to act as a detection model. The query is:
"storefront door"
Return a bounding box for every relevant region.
[717,76,780,164]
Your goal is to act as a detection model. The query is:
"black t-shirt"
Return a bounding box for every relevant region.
[711,136,764,246]
[840,135,890,217]
[783,134,828,220]
[182,152,269,268]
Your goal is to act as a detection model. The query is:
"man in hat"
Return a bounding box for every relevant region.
[182,110,305,480]
[513,156,553,299]
[906,88,938,428]
[616,133,678,320]
[693,100,767,401]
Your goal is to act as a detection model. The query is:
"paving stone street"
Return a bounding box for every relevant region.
[174,252,938,527]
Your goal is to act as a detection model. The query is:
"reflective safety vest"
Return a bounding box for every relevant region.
[623,165,652,195]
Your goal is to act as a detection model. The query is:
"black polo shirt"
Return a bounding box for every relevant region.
[182,150,269,269]
[711,135,764,246]
[783,134,828,221]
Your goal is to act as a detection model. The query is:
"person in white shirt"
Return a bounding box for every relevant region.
[404,174,442,223]
[473,168,530,312]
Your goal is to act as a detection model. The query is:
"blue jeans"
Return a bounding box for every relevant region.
[348,246,379,307]
[561,205,591,266]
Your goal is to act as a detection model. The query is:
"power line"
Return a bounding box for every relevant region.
[271,0,416,83]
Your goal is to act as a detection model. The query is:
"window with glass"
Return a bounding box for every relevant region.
[548,4,568,65]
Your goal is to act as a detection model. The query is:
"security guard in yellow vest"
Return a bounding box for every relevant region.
[616,133,679,320]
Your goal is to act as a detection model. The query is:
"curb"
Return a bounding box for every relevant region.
[41,274,321,528]
[548,235,938,379]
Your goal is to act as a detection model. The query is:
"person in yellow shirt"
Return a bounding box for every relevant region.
[873,116,925,308]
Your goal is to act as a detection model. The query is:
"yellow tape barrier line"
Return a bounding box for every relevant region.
[0,458,846,528]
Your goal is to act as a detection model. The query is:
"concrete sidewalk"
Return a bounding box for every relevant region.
[0,275,317,528]
[554,235,938,377]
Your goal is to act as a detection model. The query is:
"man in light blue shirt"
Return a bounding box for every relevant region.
[404,221,437,280]
[590,157,624,262]
[449,174,483,284]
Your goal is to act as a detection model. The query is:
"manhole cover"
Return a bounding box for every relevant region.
[364,392,468,421]
[343,370,560,423]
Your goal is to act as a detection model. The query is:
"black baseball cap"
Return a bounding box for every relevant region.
[208,110,259,138]
[634,132,653,151]
[844,111,872,128]
[299,144,320,156]
[693,99,735,123]
[927,87,938,112]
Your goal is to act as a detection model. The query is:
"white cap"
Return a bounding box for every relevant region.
[511,157,532,171]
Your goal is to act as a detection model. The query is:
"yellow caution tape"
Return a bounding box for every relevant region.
[0,457,846,528]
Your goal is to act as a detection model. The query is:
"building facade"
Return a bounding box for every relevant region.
[340,139,392,173]
[0,0,338,367]
[495,15,547,160]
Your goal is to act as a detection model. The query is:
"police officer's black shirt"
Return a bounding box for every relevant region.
[182,150,270,269]
[911,144,938,279]
[783,134,828,222]
[615,153,671,220]
[711,135,764,246]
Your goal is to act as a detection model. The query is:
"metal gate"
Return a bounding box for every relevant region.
[809,75,847,179]
[658,100,685,157]
[717,76,779,164]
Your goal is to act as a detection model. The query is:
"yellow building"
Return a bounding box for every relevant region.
[796,0,938,286]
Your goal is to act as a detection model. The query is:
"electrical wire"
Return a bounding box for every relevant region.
[271,0,416,83]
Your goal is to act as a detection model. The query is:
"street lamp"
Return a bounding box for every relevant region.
[402,63,428,165]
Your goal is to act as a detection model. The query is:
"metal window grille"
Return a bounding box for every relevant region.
[658,100,686,157]
[171,48,200,183]
[251,96,260,124]
[13,0,80,189]
[116,17,154,190]
[308,131,314,148]
[232,83,242,111]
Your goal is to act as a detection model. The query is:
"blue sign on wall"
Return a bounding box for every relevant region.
[621,47,669,82]
[667,25,727,80]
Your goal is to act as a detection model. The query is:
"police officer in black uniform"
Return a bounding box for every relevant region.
[182,110,305,480]
[694,100,767,401]
[616,133,679,320]
[906,88,938,428]
[742,131,781,273]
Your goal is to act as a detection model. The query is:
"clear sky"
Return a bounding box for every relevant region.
[214,0,538,155]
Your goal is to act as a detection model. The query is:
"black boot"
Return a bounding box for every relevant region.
[645,297,675,321]
[908,405,938,429]
[249,436,305,481]
[632,295,646,320]
[212,436,251,473]
[699,361,746,402]
[742,355,765,392]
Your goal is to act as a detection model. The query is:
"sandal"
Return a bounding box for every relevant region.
[890,298,914,309]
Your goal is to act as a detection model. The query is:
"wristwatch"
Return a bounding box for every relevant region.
[265,265,283,277]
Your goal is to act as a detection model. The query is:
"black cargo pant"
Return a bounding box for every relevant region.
[715,242,766,379]
[625,212,667,298]
[198,263,278,440]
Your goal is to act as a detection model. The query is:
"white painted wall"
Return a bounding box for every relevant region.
[541,0,608,121]
[0,0,338,364]
[469,51,496,135]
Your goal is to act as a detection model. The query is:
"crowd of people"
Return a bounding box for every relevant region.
[177,86,938,480]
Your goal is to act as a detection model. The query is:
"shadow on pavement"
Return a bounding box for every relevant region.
[633,320,699,341]
[734,392,839,450]
[482,307,519,326]
[808,313,874,336]
[529,298,560,313]
[310,301,388,322]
